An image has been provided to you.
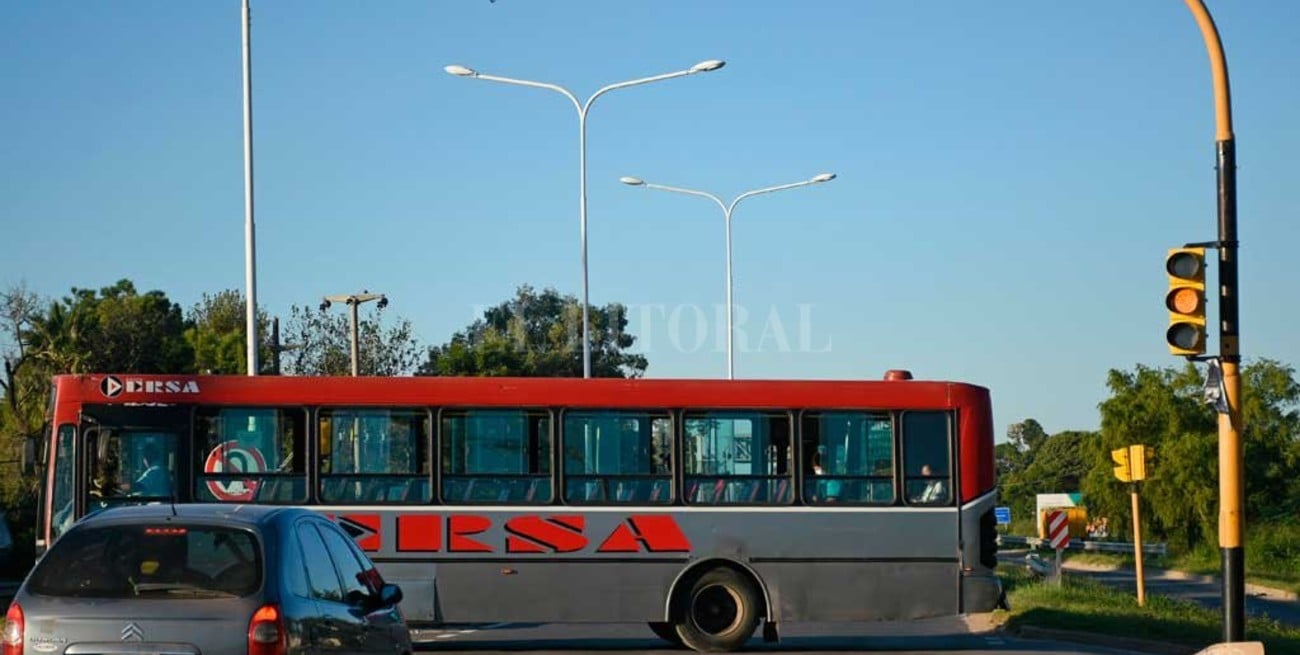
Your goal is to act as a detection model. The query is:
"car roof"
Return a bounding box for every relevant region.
[81,503,308,529]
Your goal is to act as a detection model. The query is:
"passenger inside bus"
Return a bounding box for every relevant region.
[911,463,948,504]
[810,452,842,502]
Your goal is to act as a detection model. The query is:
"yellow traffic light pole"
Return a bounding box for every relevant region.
[1113,445,1151,607]
[1131,483,1146,607]
[1183,0,1244,642]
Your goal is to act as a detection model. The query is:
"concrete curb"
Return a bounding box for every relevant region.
[1015,625,1199,655]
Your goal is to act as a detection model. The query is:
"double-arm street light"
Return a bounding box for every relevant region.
[444,59,726,378]
[320,292,388,377]
[620,173,836,379]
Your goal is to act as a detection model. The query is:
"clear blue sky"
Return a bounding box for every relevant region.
[4,1,1298,440]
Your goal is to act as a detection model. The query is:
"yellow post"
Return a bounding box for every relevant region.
[1182,0,1244,641]
[1131,485,1146,607]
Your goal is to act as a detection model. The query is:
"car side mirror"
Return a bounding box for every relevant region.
[346,589,369,608]
[378,583,402,608]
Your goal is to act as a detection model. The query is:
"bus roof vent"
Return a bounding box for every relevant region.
[883,369,913,381]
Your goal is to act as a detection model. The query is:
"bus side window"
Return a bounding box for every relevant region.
[683,412,791,506]
[441,409,552,505]
[800,411,894,505]
[561,411,672,505]
[903,411,952,505]
[50,425,77,540]
[197,407,308,505]
[318,408,429,505]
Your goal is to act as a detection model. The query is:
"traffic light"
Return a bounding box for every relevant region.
[1166,247,1207,356]
[1112,447,1132,482]
[1129,444,1148,481]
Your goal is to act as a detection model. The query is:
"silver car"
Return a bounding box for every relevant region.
[3,504,411,655]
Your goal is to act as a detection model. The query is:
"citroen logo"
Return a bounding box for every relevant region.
[121,623,143,642]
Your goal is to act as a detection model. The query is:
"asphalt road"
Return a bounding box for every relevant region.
[410,620,1146,654]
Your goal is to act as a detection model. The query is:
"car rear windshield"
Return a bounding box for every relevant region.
[28,523,261,598]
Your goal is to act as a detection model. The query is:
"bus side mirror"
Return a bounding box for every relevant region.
[21,436,37,475]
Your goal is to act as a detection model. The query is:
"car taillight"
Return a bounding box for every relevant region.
[3,603,23,655]
[247,604,285,655]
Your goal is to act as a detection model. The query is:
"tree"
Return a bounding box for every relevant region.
[25,279,192,374]
[1006,419,1048,461]
[1238,359,1300,522]
[1083,364,1219,551]
[1013,431,1091,499]
[280,303,420,376]
[1,284,48,444]
[184,290,273,374]
[0,285,63,575]
[995,418,1094,528]
[418,285,648,378]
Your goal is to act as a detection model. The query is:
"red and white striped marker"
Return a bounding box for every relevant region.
[1047,509,1070,550]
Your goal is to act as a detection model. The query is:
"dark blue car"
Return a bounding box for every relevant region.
[4,504,411,655]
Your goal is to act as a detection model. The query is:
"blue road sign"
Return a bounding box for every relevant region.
[994,506,1012,525]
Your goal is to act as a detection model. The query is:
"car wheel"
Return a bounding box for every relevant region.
[673,567,760,652]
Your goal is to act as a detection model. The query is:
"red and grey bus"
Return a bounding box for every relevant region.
[37,371,1003,651]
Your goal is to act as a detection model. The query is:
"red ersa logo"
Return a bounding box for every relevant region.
[338,514,691,554]
[101,376,200,397]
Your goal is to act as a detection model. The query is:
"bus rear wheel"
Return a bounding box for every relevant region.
[673,567,760,652]
[648,622,684,648]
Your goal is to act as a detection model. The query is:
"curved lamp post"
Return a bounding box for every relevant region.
[1182,0,1242,642]
[620,173,836,379]
[444,60,725,378]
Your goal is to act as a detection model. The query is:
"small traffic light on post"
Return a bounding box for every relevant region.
[1129,444,1149,481]
[1112,447,1132,482]
[1166,247,1207,356]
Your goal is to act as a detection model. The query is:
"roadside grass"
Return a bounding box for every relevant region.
[1063,550,1165,569]
[1008,521,1300,595]
[1060,541,1300,595]
[1170,529,1300,595]
[996,567,1300,655]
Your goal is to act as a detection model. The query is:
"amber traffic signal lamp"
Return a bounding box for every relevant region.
[1166,247,1207,355]
[1112,447,1132,482]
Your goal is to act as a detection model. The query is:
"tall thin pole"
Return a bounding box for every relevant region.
[1132,486,1147,606]
[444,61,725,378]
[1183,0,1242,641]
[620,174,835,379]
[349,300,360,377]
[241,0,260,376]
[724,208,735,380]
[578,108,591,378]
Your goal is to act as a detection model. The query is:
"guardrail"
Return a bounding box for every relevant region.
[998,534,1167,556]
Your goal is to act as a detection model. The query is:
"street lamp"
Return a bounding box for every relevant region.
[620,173,836,379]
[1182,0,1243,642]
[240,0,259,376]
[444,59,725,378]
[320,291,388,376]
